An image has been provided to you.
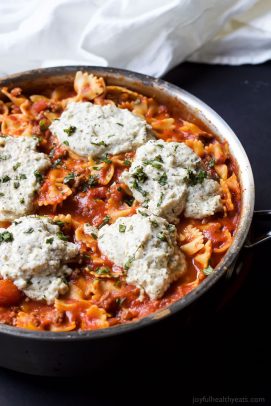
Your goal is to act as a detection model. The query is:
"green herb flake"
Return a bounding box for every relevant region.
[157,232,167,242]
[91,141,108,147]
[13,162,21,171]
[91,233,97,240]
[39,119,48,132]
[132,166,148,183]
[158,172,167,186]
[63,140,69,146]
[24,227,34,234]
[57,232,68,241]
[0,193,4,197]
[13,182,20,189]
[0,231,14,243]
[119,224,126,233]
[138,210,148,217]
[98,215,111,229]
[52,158,63,168]
[115,297,126,306]
[124,255,135,271]
[88,174,99,187]
[46,237,54,244]
[63,126,76,136]
[19,174,27,180]
[187,169,207,186]
[131,179,148,197]
[34,171,43,183]
[96,267,110,275]
[124,160,131,167]
[151,220,159,228]
[123,195,135,207]
[157,192,164,207]
[0,154,11,161]
[63,172,75,184]
[99,154,112,164]
[2,175,11,183]
[19,198,25,204]
[203,265,214,276]
[208,158,216,169]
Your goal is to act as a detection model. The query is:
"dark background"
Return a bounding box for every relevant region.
[0,62,270,405]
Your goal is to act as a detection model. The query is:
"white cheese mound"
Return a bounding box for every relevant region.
[184,178,223,219]
[50,102,153,158]
[0,136,51,221]
[98,211,186,300]
[120,139,200,223]
[0,216,78,304]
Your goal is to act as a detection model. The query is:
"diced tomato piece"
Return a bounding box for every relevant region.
[0,279,22,306]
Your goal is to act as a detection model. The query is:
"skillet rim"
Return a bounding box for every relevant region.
[0,66,255,341]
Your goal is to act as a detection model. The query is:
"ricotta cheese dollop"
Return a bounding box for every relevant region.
[120,139,200,223]
[121,139,223,222]
[184,178,223,219]
[0,216,79,303]
[50,102,153,158]
[0,136,51,221]
[98,211,186,300]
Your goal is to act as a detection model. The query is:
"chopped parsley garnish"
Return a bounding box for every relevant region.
[187,169,207,186]
[119,224,126,233]
[63,172,75,184]
[34,171,43,183]
[88,174,99,187]
[63,126,76,136]
[124,255,135,271]
[208,158,216,168]
[98,215,111,229]
[99,154,112,164]
[57,232,68,241]
[115,297,126,306]
[157,192,164,207]
[63,140,69,146]
[91,141,108,147]
[13,162,21,171]
[24,228,34,234]
[167,224,175,233]
[157,232,167,242]
[142,198,149,208]
[91,233,97,240]
[54,221,64,227]
[19,198,25,204]
[203,265,214,276]
[0,231,13,243]
[39,119,48,132]
[124,160,131,167]
[132,166,148,183]
[0,154,11,161]
[52,158,63,168]
[116,122,124,127]
[138,210,148,217]
[2,175,11,183]
[131,179,148,197]
[46,237,54,244]
[19,173,27,180]
[151,220,159,228]
[96,267,110,275]
[143,155,163,170]
[158,172,167,186]
[13,182,20,189]
[157,144,164,148]
[0,193,4,197]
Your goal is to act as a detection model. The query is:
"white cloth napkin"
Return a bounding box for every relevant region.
[0,0,270,78]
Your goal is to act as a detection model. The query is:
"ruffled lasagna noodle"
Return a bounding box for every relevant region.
[0,71,241,331]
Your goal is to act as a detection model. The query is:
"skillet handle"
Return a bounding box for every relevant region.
[244,210,271,249]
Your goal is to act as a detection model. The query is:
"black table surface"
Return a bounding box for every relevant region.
[0,62,270,406]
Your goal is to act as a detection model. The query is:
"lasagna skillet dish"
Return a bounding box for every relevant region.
[0,72,241,331]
